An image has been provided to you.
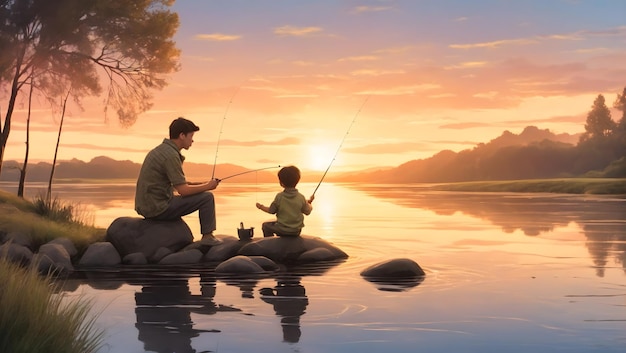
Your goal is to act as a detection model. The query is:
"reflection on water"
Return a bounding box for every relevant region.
[260,275,308,343]
[353,185,626,277]
[3,182,626,352]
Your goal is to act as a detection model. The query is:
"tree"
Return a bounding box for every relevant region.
[613,86,626,132]
[581,94,615,142]
[0,0,180,174]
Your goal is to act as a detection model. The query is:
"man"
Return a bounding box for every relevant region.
[135,117,222,245]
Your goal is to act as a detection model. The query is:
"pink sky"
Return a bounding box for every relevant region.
[3,1,625,173]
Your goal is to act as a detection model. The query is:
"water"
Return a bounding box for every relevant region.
[2,181,626,352]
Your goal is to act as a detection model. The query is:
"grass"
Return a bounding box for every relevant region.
[431,178,626,195]
[0,258,104,353]
[0,190,105,252]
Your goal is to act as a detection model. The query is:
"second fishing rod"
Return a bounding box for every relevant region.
[210,87,281,182]
[310,96,370,198]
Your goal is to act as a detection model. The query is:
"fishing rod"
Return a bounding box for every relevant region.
[311,96,370,198]
[211,86,241,180]
[217,165,281,181]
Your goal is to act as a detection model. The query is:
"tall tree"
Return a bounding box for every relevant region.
[613,86,626,132]
[0,0,180,174]
[581,94,615,142]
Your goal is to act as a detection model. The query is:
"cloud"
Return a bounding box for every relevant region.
[195,33,241,41]
[350,69,406,76]
[361,84,441,96]
[450,38,538,49]
[59,143,149,153]
[440,122,492,129]
[218,137,300,147]
[343,142,432,154]
[449,26,626,51]
[338,55,379,62]
[352,6,392,14]
[274,25,323,37]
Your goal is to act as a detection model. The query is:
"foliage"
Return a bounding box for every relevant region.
[581,94,615,142]
[0,0,180,172]
[0,189,105,251]
[0,258,104,353]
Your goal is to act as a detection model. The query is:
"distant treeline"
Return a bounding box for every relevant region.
[337,91,626,183]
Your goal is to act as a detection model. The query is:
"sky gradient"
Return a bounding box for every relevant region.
[4,0,626,174]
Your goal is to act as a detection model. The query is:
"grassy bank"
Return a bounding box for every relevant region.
[431,178,626,195]
[0,258,103,353]
[0,190,105,252]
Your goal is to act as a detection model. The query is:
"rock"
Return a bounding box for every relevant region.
[123,252,148,265]
[158,249,203,265]
[360,258,425,278]
[0,243,34,266]
[150,247,173,263]
[34,243,74,274]
[298,248,336,263]
[105,217,193,258]
[248,256,279,271]
[79,242,121,267]
[2,231,33,249]
[203,236,245,262]
[47,237,78,257]
[215,255,265,274]
[238,235,348,263]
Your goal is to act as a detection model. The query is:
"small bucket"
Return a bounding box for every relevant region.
[237,222,254,241]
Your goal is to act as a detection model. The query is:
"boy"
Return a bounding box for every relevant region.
[256,165,314,237]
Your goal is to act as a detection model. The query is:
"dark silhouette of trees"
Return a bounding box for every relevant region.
[0,0,180,176]
[581,94,615,142]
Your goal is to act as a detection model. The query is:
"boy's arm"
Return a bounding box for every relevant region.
[256,203,270,213]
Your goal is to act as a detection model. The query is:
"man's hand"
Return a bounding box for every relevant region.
[308,195,315,204]
[208,178,220,190]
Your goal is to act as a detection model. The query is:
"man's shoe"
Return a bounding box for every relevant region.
[200,233,222,245]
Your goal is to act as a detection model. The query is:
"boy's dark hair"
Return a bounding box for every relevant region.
[169,117,199,139]
[278,166,301,188]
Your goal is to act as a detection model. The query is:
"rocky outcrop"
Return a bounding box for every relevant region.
[105,217,193,258]
[0,217,350,275]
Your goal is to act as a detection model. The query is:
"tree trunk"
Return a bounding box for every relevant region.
[18,74,35,198]
[47,88,71,202]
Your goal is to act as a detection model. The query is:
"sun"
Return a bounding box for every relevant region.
[307,144,337,171]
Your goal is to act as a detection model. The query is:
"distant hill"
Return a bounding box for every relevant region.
[331,126,585,183]
[0,126,596,184]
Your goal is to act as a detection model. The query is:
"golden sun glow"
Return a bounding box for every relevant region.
[307,144,337,171]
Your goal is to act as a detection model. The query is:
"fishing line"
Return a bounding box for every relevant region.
[211,86,241,180]
[311,96,370,197]
[218,165,281,181]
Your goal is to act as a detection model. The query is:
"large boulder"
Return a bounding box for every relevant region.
[360,258,426,291]
[360,258,425,278]
[238,235,348,264]
[0,242,34,266]
[215,255,265,274]
[79,242,121,267]
[34,243,74,274]
[105,217,194,258]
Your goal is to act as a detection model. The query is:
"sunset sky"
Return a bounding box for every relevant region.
[3,0,626,175]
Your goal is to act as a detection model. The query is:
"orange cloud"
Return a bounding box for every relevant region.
[194,33,241,41]
[273,25,323,37]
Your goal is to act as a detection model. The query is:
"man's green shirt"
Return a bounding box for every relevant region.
[135,139,187,218]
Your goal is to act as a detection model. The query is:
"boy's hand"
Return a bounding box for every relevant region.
[256,202,263,209]
[307,195,315,204]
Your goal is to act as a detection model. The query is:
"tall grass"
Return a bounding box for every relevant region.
[0,258,103,353]
[0,190,105,252]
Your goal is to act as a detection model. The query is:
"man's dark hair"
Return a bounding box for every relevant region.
[169,117,199,139]
[278,166,301,188]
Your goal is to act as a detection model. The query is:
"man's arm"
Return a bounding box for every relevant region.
[174,179,219,196]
